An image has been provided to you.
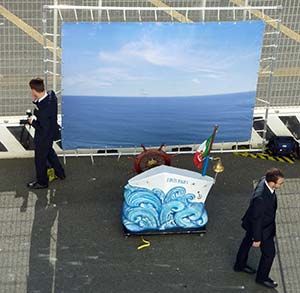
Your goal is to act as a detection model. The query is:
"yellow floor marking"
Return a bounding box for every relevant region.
[137,236,151,250]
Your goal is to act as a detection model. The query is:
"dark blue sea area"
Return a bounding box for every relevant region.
[62,91,255,150]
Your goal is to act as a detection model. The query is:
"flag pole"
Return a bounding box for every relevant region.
[202,125,218,176]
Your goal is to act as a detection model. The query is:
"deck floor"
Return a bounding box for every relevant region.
[0,154,299,292]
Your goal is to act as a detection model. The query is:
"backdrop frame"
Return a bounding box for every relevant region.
[42,3,282,156]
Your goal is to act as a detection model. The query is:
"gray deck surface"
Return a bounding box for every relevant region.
[0,154,299,293]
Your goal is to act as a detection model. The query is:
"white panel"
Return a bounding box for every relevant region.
[267,115,295,136]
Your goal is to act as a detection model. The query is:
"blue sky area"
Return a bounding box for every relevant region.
[62,21,265,97]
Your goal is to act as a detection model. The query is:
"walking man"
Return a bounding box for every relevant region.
[27,78,65,189]
[234,168,284,288]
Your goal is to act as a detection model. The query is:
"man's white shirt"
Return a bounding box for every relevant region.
[265,180,275,194]
[36,92,47,103]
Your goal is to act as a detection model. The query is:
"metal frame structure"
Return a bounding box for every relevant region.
[42,4,282,157]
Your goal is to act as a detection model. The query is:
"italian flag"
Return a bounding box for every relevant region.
[193,135,212,169]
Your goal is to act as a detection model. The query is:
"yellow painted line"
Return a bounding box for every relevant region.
[274,156,286,163]
[257,154,267,160]
[137,236,151,250]
[234,152,256,158]
[149,0,193,23]
[230,0,300,43]
[234,150,296,164]
[265,155,277,162]
[282,156,294,164]
[0,4,62,58]
[234,152,250,157]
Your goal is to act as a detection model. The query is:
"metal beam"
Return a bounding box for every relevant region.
[148,0,193,23]
[0,4,62,58]
[230,0,300,43]
[259,67,300,77]
[44,5,280,12]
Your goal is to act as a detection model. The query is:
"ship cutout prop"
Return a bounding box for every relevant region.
[122,126,224,235]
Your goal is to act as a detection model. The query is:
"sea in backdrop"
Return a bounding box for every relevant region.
[62,91,255,150]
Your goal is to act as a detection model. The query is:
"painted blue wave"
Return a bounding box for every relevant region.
[122,184,208,232]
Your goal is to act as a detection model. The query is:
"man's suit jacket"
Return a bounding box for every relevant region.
[241,177,277,242]
[32,90,60,147]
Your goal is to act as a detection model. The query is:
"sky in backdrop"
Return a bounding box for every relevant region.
[62,21,265,97]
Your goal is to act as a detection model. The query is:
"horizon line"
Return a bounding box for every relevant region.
[62,90,256,98]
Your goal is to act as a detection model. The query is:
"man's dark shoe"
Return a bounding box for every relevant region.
[256,279,278,288]
[53,174,66,180]
[27,181,48,189]
[58,174,66,180]
[267,277,277,285]
[234,265,256,274]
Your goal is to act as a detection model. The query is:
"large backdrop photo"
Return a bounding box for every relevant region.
[61,21,265,150]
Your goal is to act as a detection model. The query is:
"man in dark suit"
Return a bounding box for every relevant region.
[234,168,284,288]
[27,78,65,189]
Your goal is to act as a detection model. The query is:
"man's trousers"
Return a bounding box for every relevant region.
[235,230,276,281]
[35,144,64,185]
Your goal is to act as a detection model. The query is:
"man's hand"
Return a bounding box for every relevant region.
[27,115,36,125]
[252,241,261,247]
